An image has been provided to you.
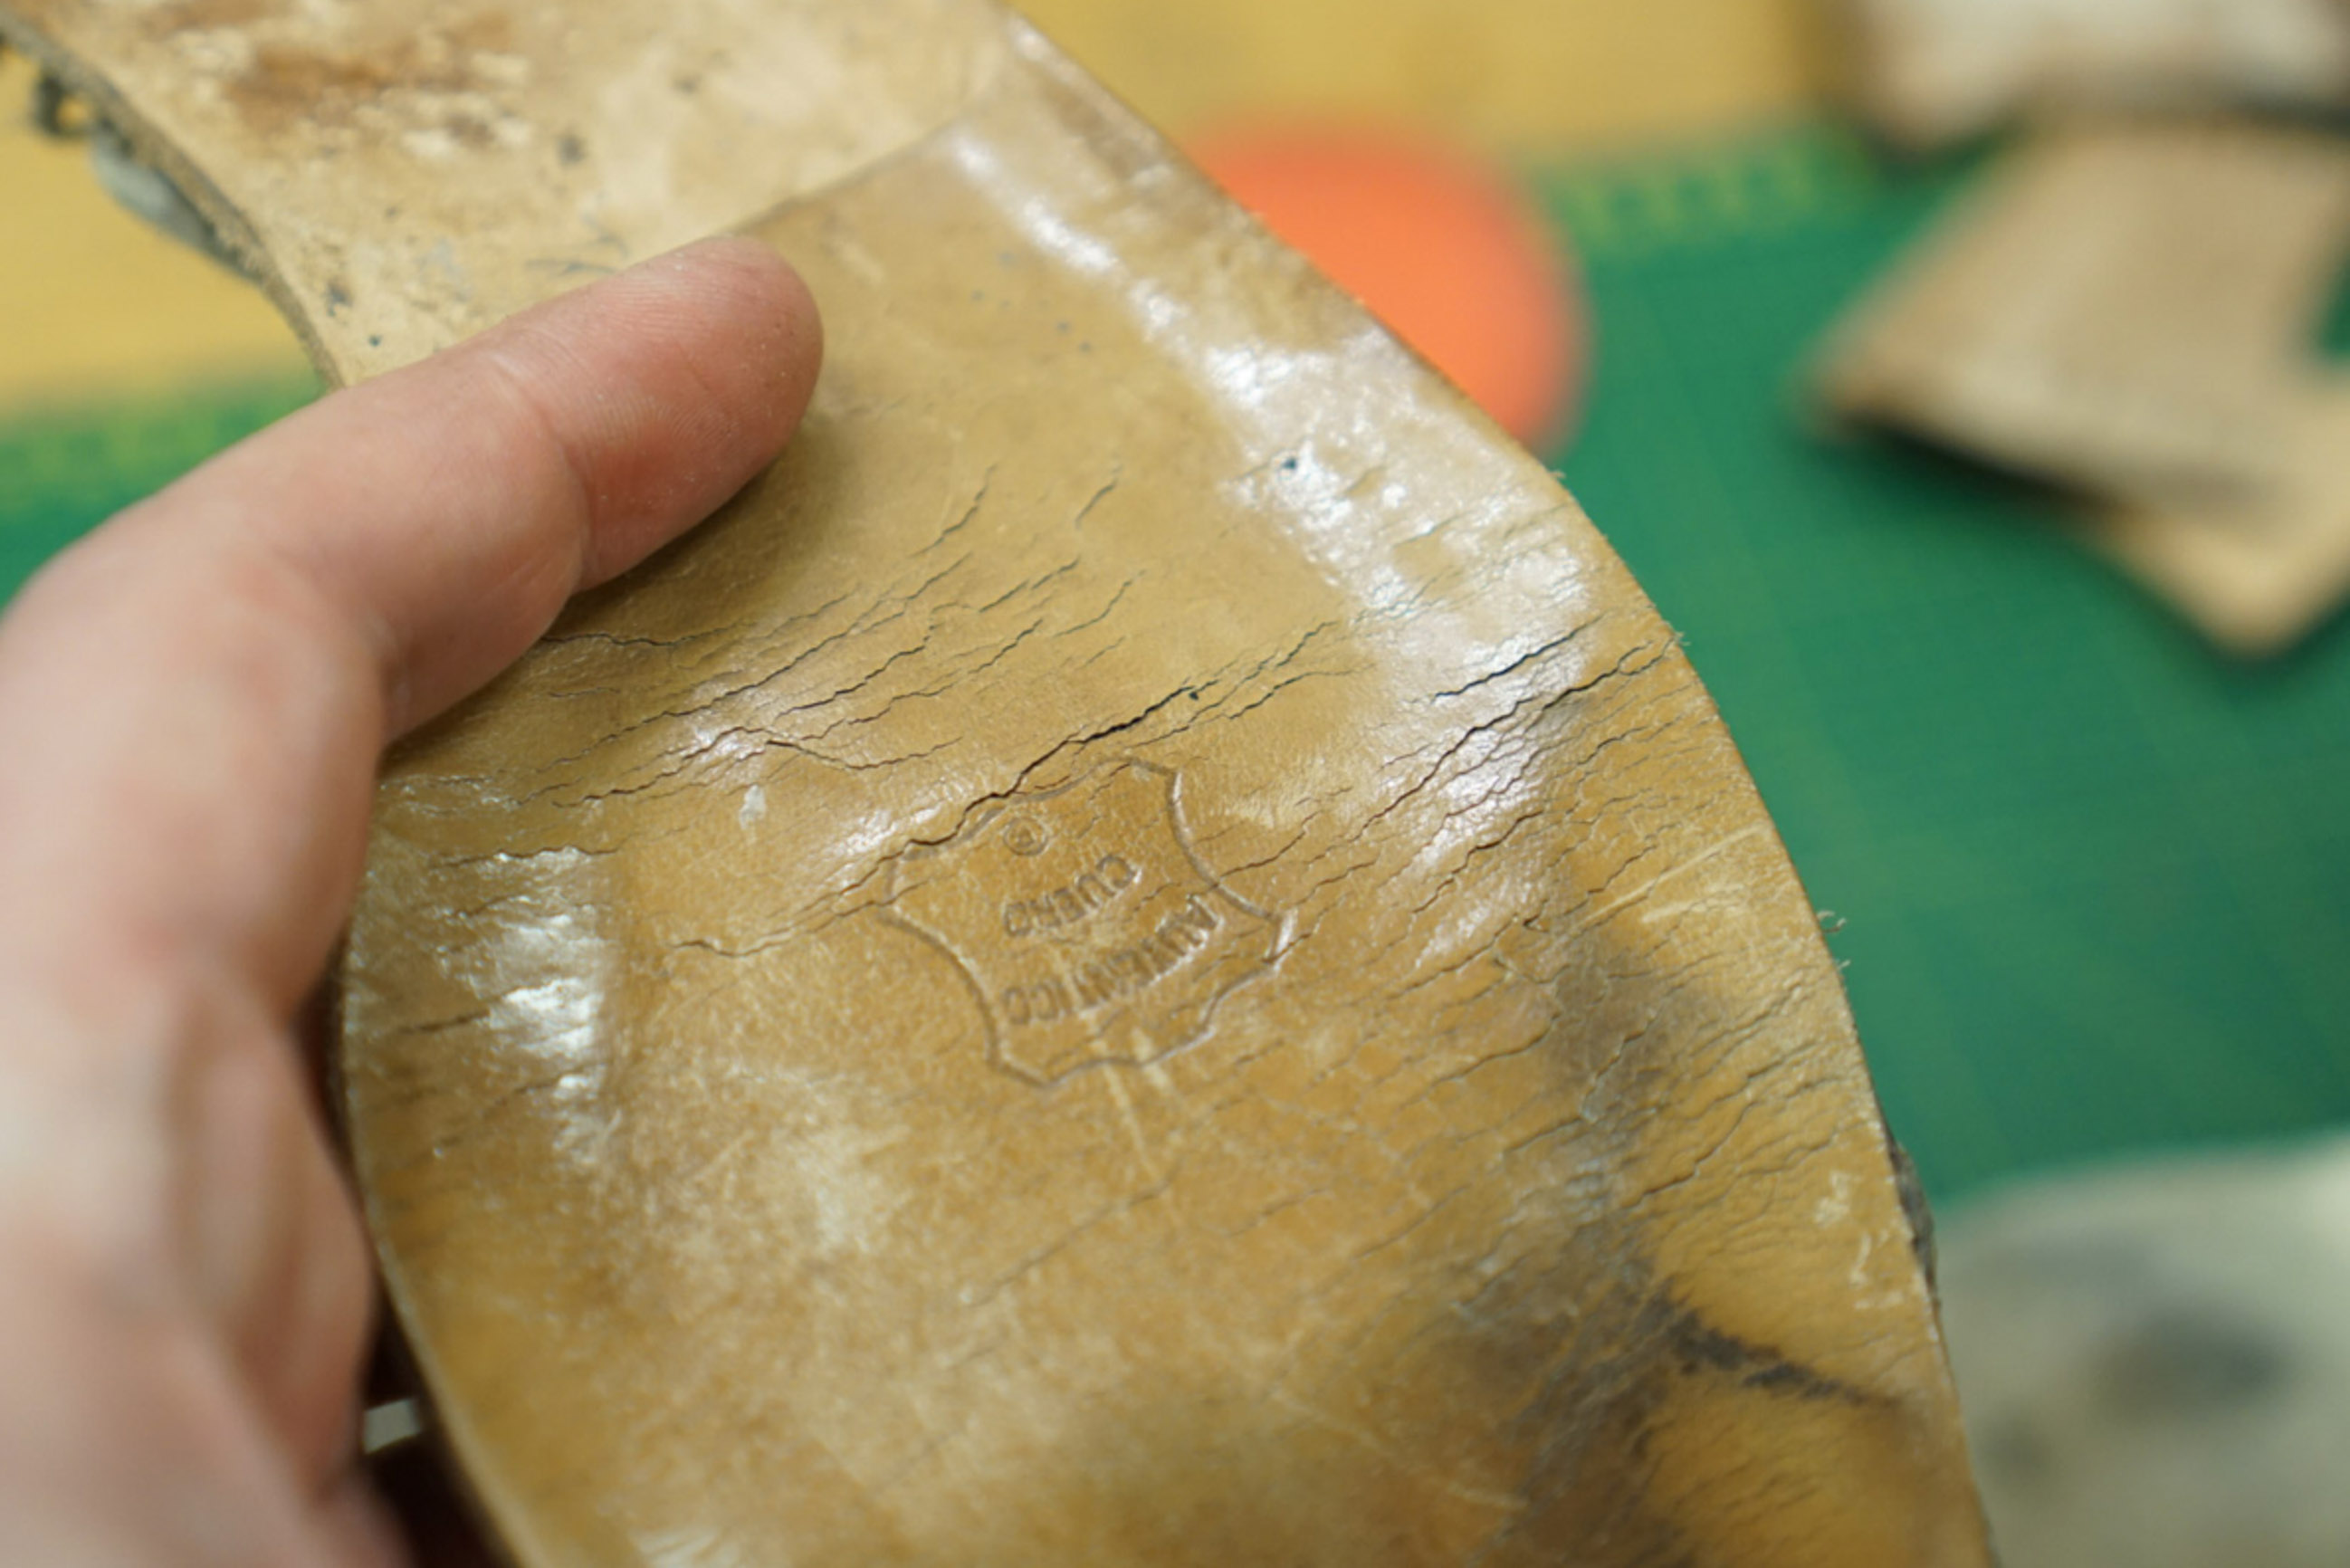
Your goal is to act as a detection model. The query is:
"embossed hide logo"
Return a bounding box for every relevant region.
[887,762,1281,1083]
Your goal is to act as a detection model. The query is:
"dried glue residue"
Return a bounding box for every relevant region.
[459,848,618,1166]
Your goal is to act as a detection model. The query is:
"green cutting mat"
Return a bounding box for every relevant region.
[0,378,314,595]
[5,124,2346,1204]
[1541,125,2350,1201]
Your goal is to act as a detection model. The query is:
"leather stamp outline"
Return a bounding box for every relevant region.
[884,760,1289,1085]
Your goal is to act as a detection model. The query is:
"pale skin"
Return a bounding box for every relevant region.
[0,238,823,1565]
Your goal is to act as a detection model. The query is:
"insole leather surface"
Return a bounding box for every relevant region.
[0,3,1991,1563]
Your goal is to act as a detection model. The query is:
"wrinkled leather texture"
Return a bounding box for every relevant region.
[0,1,1992,1563]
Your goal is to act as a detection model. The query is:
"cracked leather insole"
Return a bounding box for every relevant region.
[0,1,1991,1563]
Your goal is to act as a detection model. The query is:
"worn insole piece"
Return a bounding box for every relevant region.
[1842,0,2350,149]
[2093,387,2350,655]
[1818,116,2350,654]
[0,2,1990,1563]
[1820,117,2350,507]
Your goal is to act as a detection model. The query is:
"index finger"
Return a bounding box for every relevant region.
[0,236,821,1016]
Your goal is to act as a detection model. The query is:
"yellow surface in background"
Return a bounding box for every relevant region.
[0,5,1821,407]
[0,52,305,410]
[1019,0,1831,147]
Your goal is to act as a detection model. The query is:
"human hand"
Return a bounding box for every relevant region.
[0,238,820,1565]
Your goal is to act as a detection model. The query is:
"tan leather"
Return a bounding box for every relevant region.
[0,2,1991,1563]
[1842,0,2350,149]
[1817,117,2350,655]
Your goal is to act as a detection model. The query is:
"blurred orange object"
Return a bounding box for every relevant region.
[1190,123,1589,452]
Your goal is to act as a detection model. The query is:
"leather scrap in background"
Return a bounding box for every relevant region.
[1842,0,2350,151]
[1815,118,2350,655]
